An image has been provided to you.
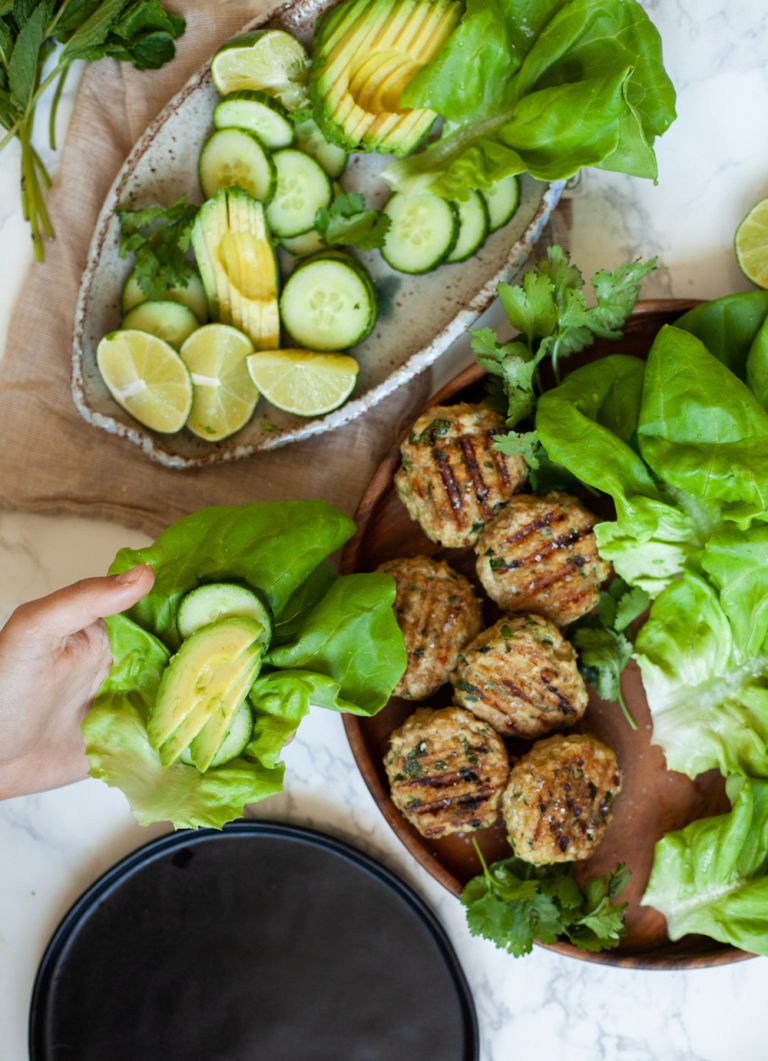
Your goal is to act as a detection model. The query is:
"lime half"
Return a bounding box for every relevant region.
[246,349,359,416]
[180,324,258,441]
[97,330,192,433]
[735,198,768,288]
[211,30,309,110]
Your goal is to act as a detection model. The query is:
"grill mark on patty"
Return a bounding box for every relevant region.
[433,444,465,515]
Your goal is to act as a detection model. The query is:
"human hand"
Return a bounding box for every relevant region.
[0,565,155,800]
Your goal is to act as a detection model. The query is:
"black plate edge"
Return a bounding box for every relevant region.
[29,819,480,1061]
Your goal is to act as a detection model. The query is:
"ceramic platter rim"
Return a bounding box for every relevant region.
[341,298,757,970]
[70,0,565,469]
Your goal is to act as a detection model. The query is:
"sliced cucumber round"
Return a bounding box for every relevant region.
[293,119,347,178]
[381,192,459,274]
[177,582,273,641]
[179,699,253,770]
[213,90,294,149]
[482,174,521,233]
[279,228,325,258]
[446,190,489,264]
[121,270,208,323]
[198,128,276,203]
[121,300,200,350]
[280,254,377,350]
[265,148,332,238]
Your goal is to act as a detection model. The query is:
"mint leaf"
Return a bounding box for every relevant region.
[60,0,126,62]
[315,192,390,251]
[8,0,46,106]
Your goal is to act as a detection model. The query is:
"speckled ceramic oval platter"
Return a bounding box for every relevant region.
[71,0,564,469]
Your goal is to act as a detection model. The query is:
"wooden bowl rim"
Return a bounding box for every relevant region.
[342,298,755,970]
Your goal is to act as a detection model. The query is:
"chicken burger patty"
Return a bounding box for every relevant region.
[475,491,610,626]
[378,556,483,700]
[385,706,510,838]
[451,614,588,738]
[502,733,622,863]
[395,402,527,548]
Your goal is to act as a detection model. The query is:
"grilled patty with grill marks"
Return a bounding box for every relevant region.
[502,733,622,863]
[395,403,527,548]
[385,706,510,838]
[475,491,611,626]
[378,555,483,700]
[451,614,588,738]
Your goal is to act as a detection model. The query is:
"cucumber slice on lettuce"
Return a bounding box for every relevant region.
[83,501,406,829]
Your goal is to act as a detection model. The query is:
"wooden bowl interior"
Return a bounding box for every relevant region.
[342,300,753,969]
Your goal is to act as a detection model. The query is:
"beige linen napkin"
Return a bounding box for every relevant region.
[0,0,567,538]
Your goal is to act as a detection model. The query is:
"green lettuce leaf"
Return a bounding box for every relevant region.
[267,573,407,715]
[109,501,355,649]
[675,291,768,377]
[384,0,676,198]
[85,503,406,829]
[84,615,285,828]
[643,776,768,955]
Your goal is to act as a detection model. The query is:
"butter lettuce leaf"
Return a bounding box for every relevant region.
[643,776,768,955]
[85,503,406,829]
[384,0,676,198]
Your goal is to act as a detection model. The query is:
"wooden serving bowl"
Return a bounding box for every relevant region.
[341,299,755,969]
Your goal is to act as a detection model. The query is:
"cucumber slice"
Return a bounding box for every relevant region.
[213,90,294,149]
[446,190,489,264]
[294,119,347,178]
[177,582,273,641]
[179,700,254,771]
[265,148,332,238]
[279,228,325,258]
[121,270,208,323]
[279,254,377,350]
[381,193,459,274]
[121,300,200,349]
[199,128,276,203]
[482,175,520,233]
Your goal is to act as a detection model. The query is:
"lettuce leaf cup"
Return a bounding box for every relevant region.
[83,501,406,829]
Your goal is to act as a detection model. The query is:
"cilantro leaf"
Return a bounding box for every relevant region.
[573,626,636,730]
[476,246,654,476]
[462,841,629,958]
[314,193,391,251]
[614,585,651,631]
[117,196,198,300]
[493,430,542,468]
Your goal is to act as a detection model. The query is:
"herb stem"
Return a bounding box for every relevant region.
[48,63,70,151]
[617,687,638,732]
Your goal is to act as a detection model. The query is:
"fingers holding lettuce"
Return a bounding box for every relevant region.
[0,565,155,800]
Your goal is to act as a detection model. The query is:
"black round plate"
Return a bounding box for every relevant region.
[29,820,478,1061]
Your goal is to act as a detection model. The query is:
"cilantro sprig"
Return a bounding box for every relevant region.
[117,195,198,300]
[462,840,629,956]
[0,0,185,260]
[471,246,655,473]
[572,578,650,731]
[314,192,391,251]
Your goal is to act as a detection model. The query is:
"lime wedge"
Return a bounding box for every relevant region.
[735,198,768,288]
[97,330,192,433]
[246,349,359,416]
[180,324,259,441]
[211,30,309,110]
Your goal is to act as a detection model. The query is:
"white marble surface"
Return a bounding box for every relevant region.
[2,4,768,1059]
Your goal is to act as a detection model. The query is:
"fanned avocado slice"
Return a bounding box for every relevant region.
[148,616,265,767]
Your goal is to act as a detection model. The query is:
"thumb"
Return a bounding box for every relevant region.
[18,565,156,640]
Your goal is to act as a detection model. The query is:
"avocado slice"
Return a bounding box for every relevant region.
[148,617,265,768]
[310,0,462,156]
[191,188,279,349]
